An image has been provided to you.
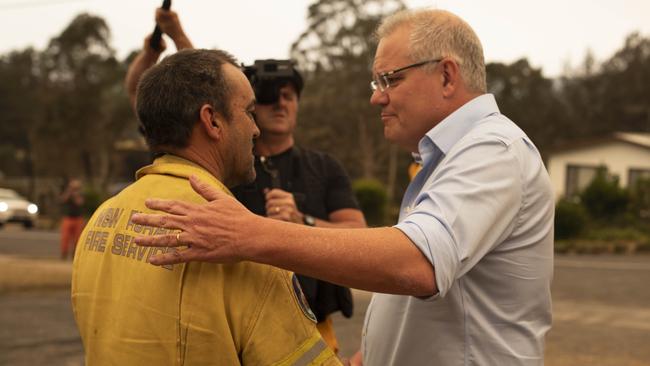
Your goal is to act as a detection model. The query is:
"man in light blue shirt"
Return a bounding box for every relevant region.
[358,10,553,365]
[131,8,554,366]
[363,96,553,365]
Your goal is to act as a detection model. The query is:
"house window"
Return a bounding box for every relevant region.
[565,164,599,197]
[629,168,650,190]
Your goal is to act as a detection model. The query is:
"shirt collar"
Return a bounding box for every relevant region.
[417,94,500,166]
[136,154,232,196]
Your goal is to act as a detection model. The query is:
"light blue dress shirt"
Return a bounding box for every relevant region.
[362,94,554,366]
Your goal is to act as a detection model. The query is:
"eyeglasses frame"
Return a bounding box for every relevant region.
[371,58,443,92]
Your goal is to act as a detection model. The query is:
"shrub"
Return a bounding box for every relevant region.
[555,198,588,240]
[579,167,628,221]
[583,226,648,242]
[83,186,106,217]
[353,179,388,227]
[629,177,650,222]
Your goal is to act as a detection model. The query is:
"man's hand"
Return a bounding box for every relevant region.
[131,175,260,265]
[125,33,166,109]
[264,188,304,224]
[143,33,167,59]
[155,8,193,49]
[347,350,363,366]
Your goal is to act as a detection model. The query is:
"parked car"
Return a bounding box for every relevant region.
[0,188,39,229]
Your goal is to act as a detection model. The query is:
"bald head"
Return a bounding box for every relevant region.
[376,9,486,93]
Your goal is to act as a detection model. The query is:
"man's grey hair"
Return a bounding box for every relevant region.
[376,9,487,93]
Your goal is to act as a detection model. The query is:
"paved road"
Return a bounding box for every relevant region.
[2,226,650,365]
[0,224,61,259]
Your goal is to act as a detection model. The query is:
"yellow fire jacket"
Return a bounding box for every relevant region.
[72,155,339,366]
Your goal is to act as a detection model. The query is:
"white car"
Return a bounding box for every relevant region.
[0,188,39,229]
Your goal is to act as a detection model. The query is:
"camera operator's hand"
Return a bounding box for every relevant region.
[264,188,304,224]
[155,8,193,50]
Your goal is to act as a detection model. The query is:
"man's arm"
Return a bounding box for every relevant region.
[125,38,165,109]
[132,176,436,297]
[264,189,366,228]
[124,8,194,110]
[346,350,362,366]
[323,208,366,228]
[264,153,366,228]
[154,8,193,49]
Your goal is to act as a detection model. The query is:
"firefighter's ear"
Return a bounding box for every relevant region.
[199,104,224,140]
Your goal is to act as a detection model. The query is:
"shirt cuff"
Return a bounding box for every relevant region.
[394,212,459,299]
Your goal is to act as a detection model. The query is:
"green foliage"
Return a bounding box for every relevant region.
[554,239,650,254]
[557,32,650,149]
[353,179,388,226]
[82,186,106,217]
[554,198,588,240]
[579,167,629,221]
[553,171,650,253]
[292,0,411,204]
[0,13,135,198]
[583,226,649,242]
[486,59,564,155]
[629,177,650,222]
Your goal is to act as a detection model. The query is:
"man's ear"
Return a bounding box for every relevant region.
[440,58,462,98]
[199,104,225,140]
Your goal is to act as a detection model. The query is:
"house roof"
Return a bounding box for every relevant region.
[549,132,650,156]
[615,132,650,148]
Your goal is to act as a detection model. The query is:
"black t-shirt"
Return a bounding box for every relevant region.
[62,197,83,217]
[231,146,359,321]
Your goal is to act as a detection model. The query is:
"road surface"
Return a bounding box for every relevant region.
[1,225,649,365]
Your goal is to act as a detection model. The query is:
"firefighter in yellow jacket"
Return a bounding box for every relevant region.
[72,49,339,366]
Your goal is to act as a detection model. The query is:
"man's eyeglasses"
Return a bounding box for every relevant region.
[370,58,442,93]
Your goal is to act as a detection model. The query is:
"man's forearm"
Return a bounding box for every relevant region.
[170,33,193,50]
[125,51,160,109]
[245,219,436,297]
[315,208,366,228]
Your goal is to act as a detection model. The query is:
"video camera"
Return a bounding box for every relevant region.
[243,59,303,105]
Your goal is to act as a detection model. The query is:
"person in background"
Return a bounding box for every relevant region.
[59,178,84,260]
[232,59,366,353]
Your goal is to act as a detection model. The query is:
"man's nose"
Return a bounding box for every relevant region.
[370,89,388,105]
[275,95,289,108]
[252,123,260,139]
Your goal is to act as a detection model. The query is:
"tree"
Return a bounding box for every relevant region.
[599,33,650,132]
[0,48,43,192]
[486,59,568,156]
[291,0,411,202]
[559,32,650,150]
[36,13,133,190]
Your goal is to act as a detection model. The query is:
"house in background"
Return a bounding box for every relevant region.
[547,132,650,199]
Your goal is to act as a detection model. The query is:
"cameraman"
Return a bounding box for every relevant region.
[233,60,366,353]
[125,8,366,353]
